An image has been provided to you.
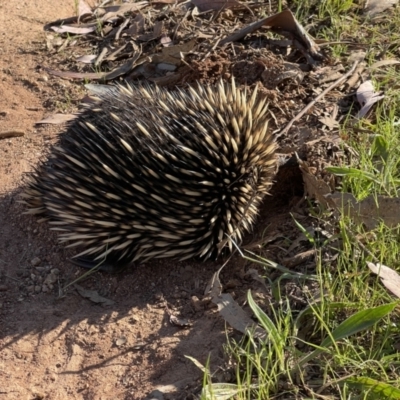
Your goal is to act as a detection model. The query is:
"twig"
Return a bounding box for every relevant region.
[277,59,361,138]
[0,130,25,140]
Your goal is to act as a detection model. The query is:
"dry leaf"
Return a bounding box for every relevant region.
[36,114,78,124]
[45,50,142,81]
[152,39,196,65]
[328,193,400,230]
[100,2,148,22]
[78,0,92,19]
[74,284,115,306]
[76,54,97,63]
[364,0,398,16]
[369,59,400,70]
[367,262,400,298]
[208,268,266,340]
[50,25,96,34]
[137,20,164,42]
[299,160,331,208]
[220,10,322,61]
[356,80,384,118]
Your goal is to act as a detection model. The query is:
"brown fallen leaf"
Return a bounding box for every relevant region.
[298,159,332,208]
[367,262,400,299]
[152,39,196,65]
[207,267,266,340]
[36,114,78,125]
[327,193,400,230]
[45,50,142,81]
[220,9,322,62]
[282,249,316,268]
[74,284,115,306]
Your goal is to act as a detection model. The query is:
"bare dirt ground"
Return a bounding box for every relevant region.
[0,2,306,399]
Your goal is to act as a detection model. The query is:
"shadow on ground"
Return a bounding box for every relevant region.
[0,163,303,399]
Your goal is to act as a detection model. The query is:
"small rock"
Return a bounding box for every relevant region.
[154,292,163,301]
[42,285,49,293]
[51,268,60,275]
[44,273,57,285]
[35,267,45,273]
[27,285,35,293]
[0,110,8,117]
[191,296,203,312]
[31,257,41,266]
[115,336,127,347]
[34,285,41,293]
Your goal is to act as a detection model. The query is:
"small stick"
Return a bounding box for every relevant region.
[0,130,25,140]
[277,59,361,138]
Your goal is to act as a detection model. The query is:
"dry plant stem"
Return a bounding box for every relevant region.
[0,130,25,139]
[278,59,361,137]
[345,62,366,89]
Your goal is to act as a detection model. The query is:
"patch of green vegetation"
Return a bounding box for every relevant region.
[194,0,400,398]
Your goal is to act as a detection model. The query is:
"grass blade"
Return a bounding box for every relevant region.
[346,377,400,399]
[296,302,397,368]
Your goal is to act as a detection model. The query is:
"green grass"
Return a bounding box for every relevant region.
[192,0,400,398]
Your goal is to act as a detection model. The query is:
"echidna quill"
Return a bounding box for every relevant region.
[22,79,277,267]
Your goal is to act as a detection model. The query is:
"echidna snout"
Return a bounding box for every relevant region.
[22,79,277,264]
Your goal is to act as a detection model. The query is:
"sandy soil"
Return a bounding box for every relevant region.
[0,1,303,399]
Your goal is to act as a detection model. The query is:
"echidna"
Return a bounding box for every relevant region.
[23,79,276,266]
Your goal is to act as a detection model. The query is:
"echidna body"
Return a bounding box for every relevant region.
[23,79,276,264]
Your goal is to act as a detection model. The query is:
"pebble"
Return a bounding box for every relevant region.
[191,296,203,312]
[115,336,127,347]
[44,272,57,285]
[34,285,41,293]
[31,257,41,266]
